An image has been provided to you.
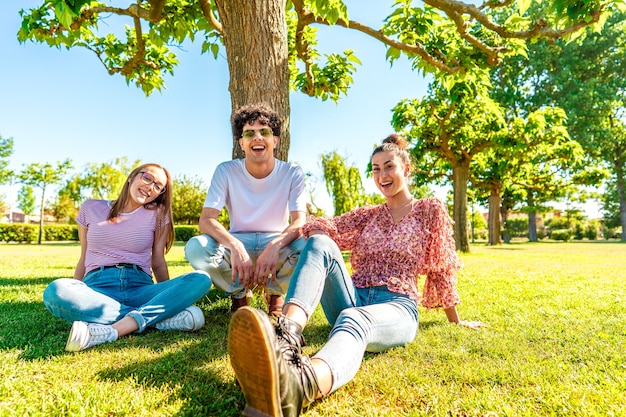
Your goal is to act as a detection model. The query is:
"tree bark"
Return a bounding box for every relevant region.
[38,186,45,245]
[616,158,626,241]
[527,192,538,242]
[215,0,291,161]
[452,163,470,252]
[488,187,502,245]
[528,210,537,241]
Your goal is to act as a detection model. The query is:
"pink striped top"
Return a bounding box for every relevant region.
[303,197,461,309]
[76,200,169,277]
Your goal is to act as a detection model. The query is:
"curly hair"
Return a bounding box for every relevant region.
[231,102,282,140]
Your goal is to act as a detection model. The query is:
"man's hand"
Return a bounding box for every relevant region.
[252,243,280,286]
[230,245,254,288]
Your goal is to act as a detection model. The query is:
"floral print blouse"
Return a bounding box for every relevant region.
[303,197,461,309]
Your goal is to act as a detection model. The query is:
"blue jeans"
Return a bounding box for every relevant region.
[286,235,419,393]
[184,233,305,298]
[43,266,212,332]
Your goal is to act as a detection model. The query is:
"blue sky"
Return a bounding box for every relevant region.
[0,1,602,218]
[0,1,432,214]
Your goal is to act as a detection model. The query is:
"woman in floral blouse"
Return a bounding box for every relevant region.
[228,134,484,417]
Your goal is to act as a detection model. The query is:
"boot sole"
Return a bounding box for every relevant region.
[228,306,282,417]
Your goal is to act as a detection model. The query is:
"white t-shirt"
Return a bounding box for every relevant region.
[204,158,307,233]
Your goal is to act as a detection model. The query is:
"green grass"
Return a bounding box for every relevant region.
[1,241,625,416]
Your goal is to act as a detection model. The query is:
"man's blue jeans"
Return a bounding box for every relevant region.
[184,233,305,298]
[286,234,419,393]
[43,266,211,332]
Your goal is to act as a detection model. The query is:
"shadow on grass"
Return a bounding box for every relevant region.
[0,276,56,287]
[0,300,70,360]
[96,302,240,416]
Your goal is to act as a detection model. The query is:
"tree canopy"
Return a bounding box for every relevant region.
[18,0,622,161]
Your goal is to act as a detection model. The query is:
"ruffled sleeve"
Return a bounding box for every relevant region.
[303,206,376,252]
[417,198,461,309]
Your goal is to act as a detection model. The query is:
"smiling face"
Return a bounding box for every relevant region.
[371,150,410,200]
[126,165,167,210]
[238,119,278,164]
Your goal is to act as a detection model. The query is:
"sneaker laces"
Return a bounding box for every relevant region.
[159,310,191,330]
[86,324,117,347]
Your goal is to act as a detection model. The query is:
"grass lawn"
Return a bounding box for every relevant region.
[0,241,624,416]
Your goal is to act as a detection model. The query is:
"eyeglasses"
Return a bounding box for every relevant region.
[242,127,274,140]
[138,171,166,194]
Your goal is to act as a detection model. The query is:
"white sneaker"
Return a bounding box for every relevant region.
[155,306,205,331]
[65,321,117,352]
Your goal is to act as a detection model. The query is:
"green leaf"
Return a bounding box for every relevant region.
[53,1,78,28]
[517,0,532,16]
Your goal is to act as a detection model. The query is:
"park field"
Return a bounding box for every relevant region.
[0,241,624,416]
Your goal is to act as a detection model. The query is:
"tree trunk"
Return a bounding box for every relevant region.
[527,192,538,242]
[215,0,291,161]
[528,211,538,242]
[616,161,626,241]
[38,187,45,245]
[452,163,470,252]
[500,198,510,243]
[488,185,502,245]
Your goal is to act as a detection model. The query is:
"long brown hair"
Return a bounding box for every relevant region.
[108,163,175,253]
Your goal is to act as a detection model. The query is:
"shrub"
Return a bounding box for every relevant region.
[175,225,200,242]
[44,225,79,241]
[0,224,38,243]
[504,218,528,238]
[473,229,488,241]
[550,229,572,242]
[585,220,600,240]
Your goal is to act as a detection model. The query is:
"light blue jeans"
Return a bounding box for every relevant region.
[286,234,419,394]
[184,233,305,298]
[43,266,212,332]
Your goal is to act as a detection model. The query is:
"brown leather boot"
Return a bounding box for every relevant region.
[228,307,319,417]
[230,293,251,314]
[265,293,284,318]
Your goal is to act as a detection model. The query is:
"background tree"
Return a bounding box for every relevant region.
[58,157,140,213]
[496,10,626,240]
[321,151,369,215]
[172,175,206,225]
[392,82,506,252]
[17,186,36,217]
[470,106,585,244]
[18,159,72,244]
[82,158,139,200]
[0,194,7,218]
[303,171,327,218]
[321,151,385,215]
[602,177,622,236]
[50,189,78,223]
[0,135,14,185]
[17,0,618,162]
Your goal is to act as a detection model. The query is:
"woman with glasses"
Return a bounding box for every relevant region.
[228,135,485,416]
[43,163,211,351]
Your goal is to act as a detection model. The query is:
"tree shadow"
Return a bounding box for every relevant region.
[0,300,70,360]
[94,302,244,416]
